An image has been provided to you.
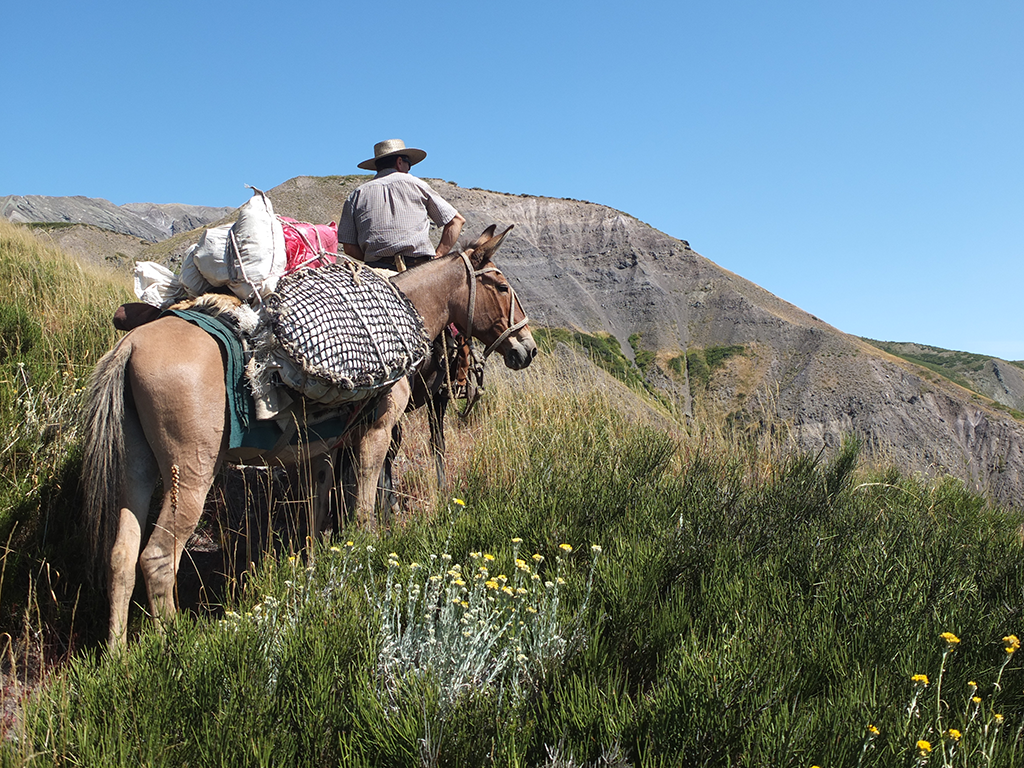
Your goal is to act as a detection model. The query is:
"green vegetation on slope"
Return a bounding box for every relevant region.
[0,219,132,634]
[863,338,1024,381]
[681,344,746,389]
[533,327,675,412]
[4,357,1024,767]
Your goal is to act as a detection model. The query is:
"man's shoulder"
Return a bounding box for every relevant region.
[381,172,434,189]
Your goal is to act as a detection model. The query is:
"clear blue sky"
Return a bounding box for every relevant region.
[3,1,1021,359]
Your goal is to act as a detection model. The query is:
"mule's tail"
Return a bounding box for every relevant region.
[81,337,133,585]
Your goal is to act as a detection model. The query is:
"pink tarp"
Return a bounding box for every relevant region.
[279,216,338,273]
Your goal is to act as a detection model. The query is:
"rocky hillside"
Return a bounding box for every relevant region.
[0,195,232,242]
[863,340,1024,412]
[9,178,1024,506]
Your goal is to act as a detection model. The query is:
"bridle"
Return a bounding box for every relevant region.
[437,251,528,416]
[459,251,529,361]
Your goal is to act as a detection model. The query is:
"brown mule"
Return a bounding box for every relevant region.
[82,225,536,648]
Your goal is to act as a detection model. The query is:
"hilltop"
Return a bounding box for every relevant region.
[6,178,1024,506]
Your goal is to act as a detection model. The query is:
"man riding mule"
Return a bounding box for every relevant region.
[338,138,466,273]
[339,139,476,400]
[83,222,536,648]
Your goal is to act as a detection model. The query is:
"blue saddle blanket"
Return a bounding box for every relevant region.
[163,309,381,452]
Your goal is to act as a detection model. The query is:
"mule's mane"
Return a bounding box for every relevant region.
[170,292,243,317]
[169,292,261,335]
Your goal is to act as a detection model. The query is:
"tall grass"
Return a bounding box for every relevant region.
[0,220,131,647]
[2,351,1021,767]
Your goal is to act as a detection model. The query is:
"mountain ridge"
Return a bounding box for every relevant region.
[0,194,232,243]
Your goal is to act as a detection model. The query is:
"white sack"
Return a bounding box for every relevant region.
[228,189,286,301]
[192,225,233,287]
[134,261,184,309]
[178,245,215,298]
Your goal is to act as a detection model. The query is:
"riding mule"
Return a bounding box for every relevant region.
[83,225,535,648]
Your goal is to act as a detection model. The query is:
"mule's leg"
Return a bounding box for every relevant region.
[139,450,221,631]
[126,318,227,631]
[310,449,338,537]
[108,407,159,648]
[427,389,449,488]
[352,383,411,530]
[378,423,401,515]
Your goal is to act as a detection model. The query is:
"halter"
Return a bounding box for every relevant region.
[459,251,529,360]
[440,251,528,417]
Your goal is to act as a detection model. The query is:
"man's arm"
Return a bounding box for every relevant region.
[342,242,365,260]
[435,213,465,258]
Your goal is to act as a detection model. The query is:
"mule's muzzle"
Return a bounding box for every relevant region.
[503,336,538,370]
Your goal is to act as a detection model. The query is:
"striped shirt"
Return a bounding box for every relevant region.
[337,169,459,264]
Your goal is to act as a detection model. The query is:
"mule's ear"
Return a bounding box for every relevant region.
[471,224,514,267]
[464,224,497,256]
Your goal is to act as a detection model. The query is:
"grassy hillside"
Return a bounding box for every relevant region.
[1,229,1023,766]
[864,339,1024,374]
[4,357,1024,766]
[0,219,132,638]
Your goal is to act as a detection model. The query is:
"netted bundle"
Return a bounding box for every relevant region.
[263,262,429,401]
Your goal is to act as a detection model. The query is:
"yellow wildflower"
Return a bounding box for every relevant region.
[485,580,499,590]
[867,724,880,737]
[470,551,482,560]
[940,631,961,648]
[1004,634,1020,654]
[946,729,962,741]
[591,544,603,554]
[917,740,931,754]
[345,541,354,548]
[484,553,495,562]
[532,553,544,563]
[453,498,466,506]
[995,713,1004,724]
[512,537,522,544]
[973,696,982,705]
[559,543,573,553]
[911,674,929,687]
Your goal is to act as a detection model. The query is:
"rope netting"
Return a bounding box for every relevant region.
[264,262,429,393]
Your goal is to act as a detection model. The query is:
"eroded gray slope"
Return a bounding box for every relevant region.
[1,195,233,242]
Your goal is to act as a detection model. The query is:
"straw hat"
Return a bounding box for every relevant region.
[357,139,427,171]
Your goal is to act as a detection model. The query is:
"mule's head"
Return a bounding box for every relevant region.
[463,225,537,370]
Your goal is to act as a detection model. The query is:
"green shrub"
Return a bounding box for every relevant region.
[687,344,746,389]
